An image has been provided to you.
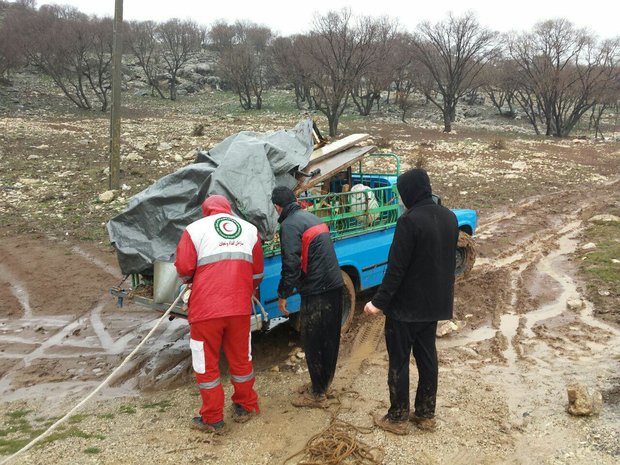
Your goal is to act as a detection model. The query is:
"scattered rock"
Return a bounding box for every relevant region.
[157,142,172,151]
[567,383,602,416]
[566,299,584,311]
[174,154,183,162]
[184,149,198,160]
[511,161,527,171]
[27,154,40,160]
[437,320,458,337]
[192,124,205,137]
[598,289,610,297]
[296,351,306,360]
[98,190,116,203]
[589,214,620,223]
[270,365,280,373]
[125,152,143,161]
[582,242,596,250]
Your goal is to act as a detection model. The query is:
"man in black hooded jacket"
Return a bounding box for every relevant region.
[364,168,458,435]
[271,186,344,408]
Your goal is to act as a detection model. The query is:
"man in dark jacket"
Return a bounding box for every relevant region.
[271,186,344,408]
[364,168,458,435]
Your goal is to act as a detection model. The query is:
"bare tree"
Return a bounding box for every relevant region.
[412,12,498,132]
[0,5,26,81]
[350,17,399,116]
[208,21,273,110]
[156,18,203,100]
[5,5,115,111]
[82,17,114,111]
[385,32,414,105]
[127,20,165,98]
[301,9,382,136]
[509,20,619,137]
[272,35,314,110]
[481,56,518,117]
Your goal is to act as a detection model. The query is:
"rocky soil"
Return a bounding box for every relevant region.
[0,72,619,465]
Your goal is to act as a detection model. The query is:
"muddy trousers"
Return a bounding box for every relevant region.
[189,316,259,424]
[385,317,438,421]
[300,287,343,396]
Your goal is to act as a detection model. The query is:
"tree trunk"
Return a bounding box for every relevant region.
[443,111,452,132]
[170,75,177,101]
[328,114,339,137]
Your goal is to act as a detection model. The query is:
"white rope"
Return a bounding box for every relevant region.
[0,289,185,465]
[251,295,269,322]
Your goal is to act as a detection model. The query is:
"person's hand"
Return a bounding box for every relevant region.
[364,301,382,316]
[278,298,289,316]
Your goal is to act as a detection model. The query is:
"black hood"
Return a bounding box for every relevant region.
[397,168,432,209]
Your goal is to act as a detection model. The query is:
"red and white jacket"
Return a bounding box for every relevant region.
[175,195,264,324]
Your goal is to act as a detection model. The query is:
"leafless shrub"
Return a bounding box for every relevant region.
[489,138,507,150]
[415,155,427,169]
[191,123,205,136]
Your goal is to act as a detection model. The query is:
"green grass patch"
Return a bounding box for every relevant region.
[142,400,172,412]
[68,414,89,424]
[84,447,101,454]
[0,437,32,455]
[119,405,137,415]
[98,413,115,420]
[6,410,31,420]
[39,426,104,446]
[580,221,620,292]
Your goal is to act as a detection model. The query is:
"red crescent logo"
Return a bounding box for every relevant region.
[222,222,234,232]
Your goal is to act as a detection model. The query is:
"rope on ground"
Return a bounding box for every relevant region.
[284,391,384,465]
[0,289,185,465]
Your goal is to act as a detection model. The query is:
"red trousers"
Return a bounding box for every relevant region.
[189,315,259,424]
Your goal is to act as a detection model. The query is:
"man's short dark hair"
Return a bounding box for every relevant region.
[271,186,297,207]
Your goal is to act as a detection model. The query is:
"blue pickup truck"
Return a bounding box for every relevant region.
[112,149,477,332]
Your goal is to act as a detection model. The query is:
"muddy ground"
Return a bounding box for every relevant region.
[1,76,619,464]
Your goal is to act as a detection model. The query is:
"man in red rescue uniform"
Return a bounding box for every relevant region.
[175,195,264,432]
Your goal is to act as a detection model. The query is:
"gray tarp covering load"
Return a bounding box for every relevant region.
[107,119,314,275]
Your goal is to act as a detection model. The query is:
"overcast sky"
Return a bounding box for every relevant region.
[26,0,620,39]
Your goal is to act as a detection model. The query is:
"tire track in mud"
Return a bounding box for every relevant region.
[335,314,385,393]
[444,179,620,424]
[0,236,188,401]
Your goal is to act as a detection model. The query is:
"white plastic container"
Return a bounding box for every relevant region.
[153,261,181,304]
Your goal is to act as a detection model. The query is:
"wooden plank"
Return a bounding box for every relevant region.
[309,133,370,163]
[295,145,377,194]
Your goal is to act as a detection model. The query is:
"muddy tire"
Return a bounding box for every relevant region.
[455,231,476,280]
[340,271,356,334]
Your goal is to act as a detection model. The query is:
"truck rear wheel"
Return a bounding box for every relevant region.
[340,271,356,334]
[455,231,476,280]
